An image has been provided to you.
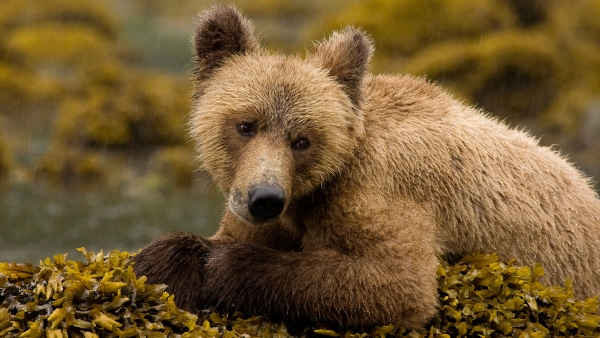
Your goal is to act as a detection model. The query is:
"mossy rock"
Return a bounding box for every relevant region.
[54,71,189,148]
[2,249,599,337]
[6,24,120,70]
[0,135,10,180]
[0,0,192,186]
[544,1,600,46]
[311,0,515,63]
[0,0,117,38]
[0,4,134,106]
[0,63,34,104]
[403,31,562,120]
[0,0,122,104]
[149,147,198,187]
[34,146,106,185]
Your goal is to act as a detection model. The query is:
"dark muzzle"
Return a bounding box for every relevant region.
[248,185,285,221]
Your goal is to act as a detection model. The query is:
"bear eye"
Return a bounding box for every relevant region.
[238,122,255,136]
[292,137,310,151]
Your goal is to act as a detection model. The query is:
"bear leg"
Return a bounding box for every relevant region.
[132,232,212,312]
[199,241,439,329]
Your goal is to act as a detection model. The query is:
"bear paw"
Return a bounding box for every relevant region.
[132,232,212,312]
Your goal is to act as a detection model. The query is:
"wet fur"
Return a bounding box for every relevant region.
[134,5,600,330]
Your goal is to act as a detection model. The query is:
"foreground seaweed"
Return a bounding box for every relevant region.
[1,250,599,337]
[0,249,199,337]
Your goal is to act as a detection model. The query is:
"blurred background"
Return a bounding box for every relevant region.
[0,0,599,263]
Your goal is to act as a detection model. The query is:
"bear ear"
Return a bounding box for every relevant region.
[309,26,374,106]
[193,5,259,82]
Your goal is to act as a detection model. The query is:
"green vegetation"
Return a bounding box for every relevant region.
[2,250,598,337]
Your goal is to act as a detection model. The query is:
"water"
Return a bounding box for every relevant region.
[0,181,223,263]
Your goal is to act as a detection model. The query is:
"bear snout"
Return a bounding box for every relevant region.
[247,185,286,221]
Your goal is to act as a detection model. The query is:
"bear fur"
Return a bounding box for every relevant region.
[133,5,600,330]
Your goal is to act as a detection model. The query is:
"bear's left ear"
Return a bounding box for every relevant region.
[309,27,374,107]
[194,5,259,83]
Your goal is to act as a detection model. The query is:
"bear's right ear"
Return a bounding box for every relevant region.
[193,5,259,82]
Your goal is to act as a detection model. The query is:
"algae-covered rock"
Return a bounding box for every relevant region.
[0,135,9,180]
[312,0,516,70]
[0,0,193,187]
[0,0,117,38]
[34,146,106,185]
[0,0,124,105]
[2,250,598,337]
[54,71,189,148]
[0,0,189,146]
[149,147,198,188]
[403,31,563,120]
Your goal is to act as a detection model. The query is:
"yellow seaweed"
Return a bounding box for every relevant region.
[2,249,600,337]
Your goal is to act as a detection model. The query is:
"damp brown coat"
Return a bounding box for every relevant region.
[133,5,600,330]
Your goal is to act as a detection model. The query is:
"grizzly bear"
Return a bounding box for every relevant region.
[133,5,600,330]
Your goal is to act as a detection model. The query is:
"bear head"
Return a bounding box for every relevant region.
[190,5,372,225]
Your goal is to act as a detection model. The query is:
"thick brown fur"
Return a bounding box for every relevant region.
[134,5,600,330]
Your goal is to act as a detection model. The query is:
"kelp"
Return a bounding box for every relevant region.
[431,254,600,337]
[1,250,599,337]
[0,249,199,337]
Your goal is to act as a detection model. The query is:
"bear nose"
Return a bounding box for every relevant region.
[248,186,286,220]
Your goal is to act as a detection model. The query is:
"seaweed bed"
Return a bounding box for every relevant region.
[1,249,599,337]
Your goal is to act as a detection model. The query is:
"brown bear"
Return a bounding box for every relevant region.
[133,5,600,330]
